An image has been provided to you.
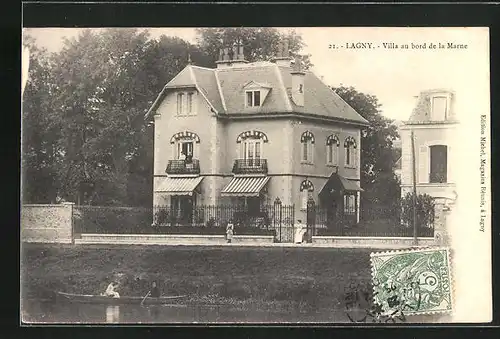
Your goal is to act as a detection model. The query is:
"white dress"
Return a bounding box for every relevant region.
[105,283,120,298]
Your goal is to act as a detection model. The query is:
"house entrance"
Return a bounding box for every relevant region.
[171,195,195,224]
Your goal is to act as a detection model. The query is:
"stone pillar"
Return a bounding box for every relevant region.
[62,202,75,244]
[433,203,450,246]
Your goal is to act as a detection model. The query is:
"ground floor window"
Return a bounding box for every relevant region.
[344,194,356,216]
[171,195,196,222]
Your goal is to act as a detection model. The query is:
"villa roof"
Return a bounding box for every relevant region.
[145,62,369,126]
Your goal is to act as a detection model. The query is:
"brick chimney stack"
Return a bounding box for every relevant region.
[291,57,305,107]
[272,39,292,67]
[216,40,248,68]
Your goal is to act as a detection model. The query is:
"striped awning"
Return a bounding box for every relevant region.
[155,176,204,196]
[221,176,270,197]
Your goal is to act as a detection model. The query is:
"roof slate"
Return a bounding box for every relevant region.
[146,62,369,126]
[407,89,457,124]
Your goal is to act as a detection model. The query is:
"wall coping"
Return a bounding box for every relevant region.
[312,236,435,240]
[80,234,275,239]
[82,234,225,238]
[22,204,68,207]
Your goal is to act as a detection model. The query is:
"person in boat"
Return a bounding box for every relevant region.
[150,281,161,298]
[104,281,120,298]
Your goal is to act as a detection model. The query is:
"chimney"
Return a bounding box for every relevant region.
[216,41,248,69]
[291,57,305,107]
[272,38,292,67]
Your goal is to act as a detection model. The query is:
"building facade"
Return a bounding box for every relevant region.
[145,43,369,225]
[399,89,459,206]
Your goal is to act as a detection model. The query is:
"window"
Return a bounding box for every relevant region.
[176,93,184,115]
[301,131,315,163]
[170,131,200,161]
[344,136,357,168]
[300,179,314,210]
[429,145,447,183]
[301,190,309,210]
[326,135,340,165]
[242,139,262,166]
[246,90,261,107]
[236,130,268,169]
[187,92,194,114]
[344,194,356,215]
[176,141,193,160]
[431,96,448,121]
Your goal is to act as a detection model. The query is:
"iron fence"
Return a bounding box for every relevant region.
[308,204,434,238]
[73,202,295,241]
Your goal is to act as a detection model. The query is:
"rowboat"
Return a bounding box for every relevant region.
[56,291,188,305]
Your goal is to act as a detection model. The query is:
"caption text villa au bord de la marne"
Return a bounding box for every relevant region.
[328,41,468,50]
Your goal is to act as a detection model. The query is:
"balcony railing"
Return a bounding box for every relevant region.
[166,159,200,175]
[232,159,268,175]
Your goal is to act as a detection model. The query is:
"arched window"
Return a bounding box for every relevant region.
[300,179,314,210]
[170,131,201,160]
[326,134,340,165]
[344,136,357,168]
[236,130,268,166]
[301,131,315,163]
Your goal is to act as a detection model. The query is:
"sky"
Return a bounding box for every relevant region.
[24,27,489,122]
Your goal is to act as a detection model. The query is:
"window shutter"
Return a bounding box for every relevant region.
[418,145,429,183]
[447,145,453,184]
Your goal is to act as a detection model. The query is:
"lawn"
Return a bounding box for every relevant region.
[21,243,373,312]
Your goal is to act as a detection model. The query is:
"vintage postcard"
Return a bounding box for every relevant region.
[20,27,491,324]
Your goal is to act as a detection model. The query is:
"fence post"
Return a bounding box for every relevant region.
[274,197,282,242]
[63,202,75,244]
[306,197,316,243]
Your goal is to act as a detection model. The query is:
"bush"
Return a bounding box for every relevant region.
[401,192,435,228]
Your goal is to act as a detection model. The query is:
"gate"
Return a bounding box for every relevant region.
[306,197,316,243]
[269,198,295,243]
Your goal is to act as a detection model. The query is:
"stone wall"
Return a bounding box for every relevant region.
[311,235,436,249]
[21,203,74,244]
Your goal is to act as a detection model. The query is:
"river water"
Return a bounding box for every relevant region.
[21,299,353,324]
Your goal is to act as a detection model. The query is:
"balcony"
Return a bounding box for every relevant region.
[232,159,268,175]
[166,159,200,175]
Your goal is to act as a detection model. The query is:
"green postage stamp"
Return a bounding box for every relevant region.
[370,248,453,316]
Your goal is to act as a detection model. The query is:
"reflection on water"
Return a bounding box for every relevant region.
[21,299,353,323]
[106,306,120,323]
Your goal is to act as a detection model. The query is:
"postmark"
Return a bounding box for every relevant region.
[370,248,452,316]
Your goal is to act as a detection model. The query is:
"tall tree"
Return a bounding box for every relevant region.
[22,35,62,203]
[332,86,400,208]
[196,28,312,68]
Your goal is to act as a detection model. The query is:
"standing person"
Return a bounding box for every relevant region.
[294,220,307,244]
[226,221,234,244]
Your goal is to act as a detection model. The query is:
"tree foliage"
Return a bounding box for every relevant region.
[21,28,311,206]
[22,29,209,206]
[196,28,312,69]
[401,192,435,228]
[332,86,401,207]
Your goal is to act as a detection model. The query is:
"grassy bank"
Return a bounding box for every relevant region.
[21,243,373,311]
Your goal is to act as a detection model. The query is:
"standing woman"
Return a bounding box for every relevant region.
[226,221,234,244]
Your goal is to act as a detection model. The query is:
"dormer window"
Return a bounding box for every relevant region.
[246,90,261,107]
[430,92,452,121]
[431,96,447,120]
[243,81,271,108]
